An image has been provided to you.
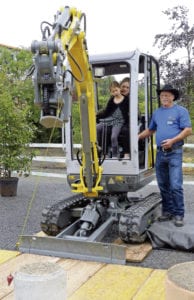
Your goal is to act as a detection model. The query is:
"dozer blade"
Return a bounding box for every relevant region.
[18,235,126,265]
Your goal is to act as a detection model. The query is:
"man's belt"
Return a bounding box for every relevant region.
[157,145,182,153]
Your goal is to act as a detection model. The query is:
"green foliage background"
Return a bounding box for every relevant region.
[0,84,37,176]
[0,46,62,143]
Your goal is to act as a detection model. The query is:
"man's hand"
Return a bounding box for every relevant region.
[161,139,173,149]
[138,129,155,140]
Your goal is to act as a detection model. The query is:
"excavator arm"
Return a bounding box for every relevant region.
[31,6,103,197]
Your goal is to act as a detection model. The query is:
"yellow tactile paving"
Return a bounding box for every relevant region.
[0,250,20,265]
[0,250,167,299]
[69,264,153,300]
[133,269,166,300]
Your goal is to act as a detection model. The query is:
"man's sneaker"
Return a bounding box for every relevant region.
[158,213,173,222]
[174,216,184,227]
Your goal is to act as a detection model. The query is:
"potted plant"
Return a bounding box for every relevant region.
[0,90,36,196]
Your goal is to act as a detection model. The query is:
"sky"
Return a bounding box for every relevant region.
[1,0,194,59]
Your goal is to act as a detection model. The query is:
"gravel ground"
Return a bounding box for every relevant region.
[1,174,194,270]
[0,176,70,249]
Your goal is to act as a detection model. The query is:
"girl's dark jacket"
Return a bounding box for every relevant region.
[96,95,129,124]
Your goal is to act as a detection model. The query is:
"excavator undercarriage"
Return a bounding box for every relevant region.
[20,191,161,264]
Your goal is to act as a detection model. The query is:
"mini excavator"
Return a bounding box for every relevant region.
[19,6,162,264]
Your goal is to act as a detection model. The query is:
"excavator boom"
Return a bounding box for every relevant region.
[31,6,102,197]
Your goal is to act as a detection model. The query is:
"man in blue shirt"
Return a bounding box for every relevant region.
[138,84,192,226]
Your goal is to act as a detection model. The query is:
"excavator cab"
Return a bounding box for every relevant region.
[66,50,160,193]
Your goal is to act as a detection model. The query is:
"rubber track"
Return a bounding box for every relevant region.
[41,193,90,235]
[119,192,161,243]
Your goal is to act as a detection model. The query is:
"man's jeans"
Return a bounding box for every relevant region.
[155,148,184,217]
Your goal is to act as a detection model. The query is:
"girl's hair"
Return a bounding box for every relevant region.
[120,77,130,86]
[109,81,120,90]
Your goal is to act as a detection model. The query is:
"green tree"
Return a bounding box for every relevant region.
[97,76,115,109]
[154,6,194,112]
[0,46,62,142]
[0,84,37,178]
[0,46,39,128]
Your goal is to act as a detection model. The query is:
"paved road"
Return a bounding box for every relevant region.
[1,175,194,270]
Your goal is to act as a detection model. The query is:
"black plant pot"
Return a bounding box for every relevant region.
[0,177,19,197]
